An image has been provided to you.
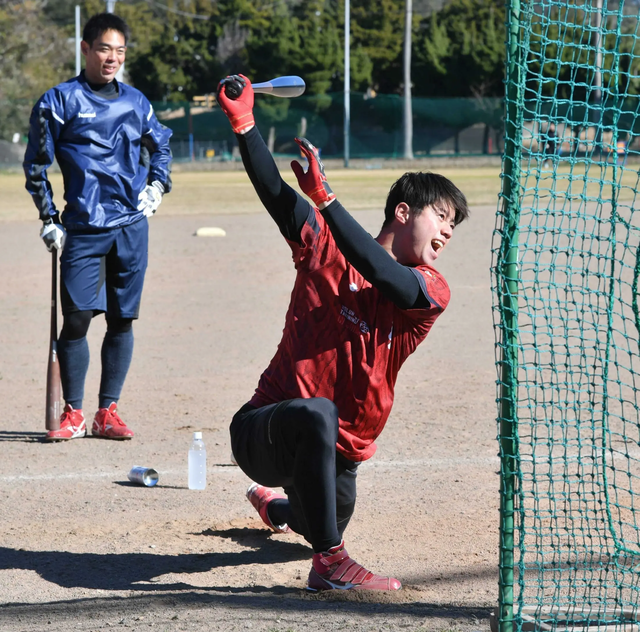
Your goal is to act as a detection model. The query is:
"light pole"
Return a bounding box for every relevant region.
[593,0,603,107]
[105,0,125,82]
[403,0,413,159]
[75,5,81,75]
[592,0,603,152]
[344,0,350,168]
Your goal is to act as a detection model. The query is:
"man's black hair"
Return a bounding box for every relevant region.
[382,172,469,228]
[82,13,130,46]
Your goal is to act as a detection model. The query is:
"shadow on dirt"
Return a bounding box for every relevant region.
[198,526,302,548]
[0,588,493,626]
[0,430,45,443]
[0,538,495,625]
[0,534,310,592]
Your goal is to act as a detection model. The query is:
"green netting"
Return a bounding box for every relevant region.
[492,1,640,632]
[152,93,504,160]
[1,94,503,162]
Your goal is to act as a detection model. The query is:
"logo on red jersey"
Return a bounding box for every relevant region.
[339,305,369,335]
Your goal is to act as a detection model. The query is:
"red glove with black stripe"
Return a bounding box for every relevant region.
[290,137,336,208]
[216,74,255,134]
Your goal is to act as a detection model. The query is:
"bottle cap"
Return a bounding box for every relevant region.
[193,431,203,439]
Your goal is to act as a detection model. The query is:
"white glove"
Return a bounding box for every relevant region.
[40,222,66,252]
[137,181,165,217]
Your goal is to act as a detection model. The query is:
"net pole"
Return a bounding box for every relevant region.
[497,0,525,631]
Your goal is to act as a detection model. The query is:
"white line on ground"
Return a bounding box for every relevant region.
[0,456,499,483]
[362,456,499,468]
[0,466,242,483]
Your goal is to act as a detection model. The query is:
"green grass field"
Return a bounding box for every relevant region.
[6,163,635,223]
[3,168,503,222]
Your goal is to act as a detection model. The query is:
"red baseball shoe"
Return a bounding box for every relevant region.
[45,404,86,442]
[92,403,134,440]
[246,482,291,533]
[307,541,402,592]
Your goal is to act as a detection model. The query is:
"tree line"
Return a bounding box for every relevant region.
[1,0,506,140]
[2,0,640,142]
[4,0,508,100]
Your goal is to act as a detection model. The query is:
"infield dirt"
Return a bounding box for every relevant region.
[0,171,500,632]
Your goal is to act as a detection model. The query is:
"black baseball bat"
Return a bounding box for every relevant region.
[225,76,306,100]
[46,250,61,431]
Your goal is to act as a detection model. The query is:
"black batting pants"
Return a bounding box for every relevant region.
[230,398,359,553]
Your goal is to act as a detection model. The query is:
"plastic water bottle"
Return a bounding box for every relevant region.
[188,431,207,490]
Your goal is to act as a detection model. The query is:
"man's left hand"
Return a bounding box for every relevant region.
[290,137,336,209]
[216,74,255,134]
[137,181,165,217]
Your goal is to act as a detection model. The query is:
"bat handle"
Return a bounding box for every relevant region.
[51,249,58,336]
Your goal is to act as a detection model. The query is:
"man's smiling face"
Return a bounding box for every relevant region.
[81,29,126,85]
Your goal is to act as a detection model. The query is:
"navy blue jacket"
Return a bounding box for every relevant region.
[24,73,173,230]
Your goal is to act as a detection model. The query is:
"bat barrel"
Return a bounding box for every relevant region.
[46,250,61,431]
[252,76,306,98]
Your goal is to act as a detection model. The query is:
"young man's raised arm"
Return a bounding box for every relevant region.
[322,199,430,309]
[216,75,309,243]
[291,138,430,310]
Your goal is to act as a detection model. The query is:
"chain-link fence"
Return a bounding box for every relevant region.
[1,93,505,166]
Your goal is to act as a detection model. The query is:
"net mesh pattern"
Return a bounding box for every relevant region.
[492,1,640,630]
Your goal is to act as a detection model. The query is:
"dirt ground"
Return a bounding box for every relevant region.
[0,179,500,631]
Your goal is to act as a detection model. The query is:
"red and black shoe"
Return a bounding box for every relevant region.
[307,541,402,592]
[246,482,291,534]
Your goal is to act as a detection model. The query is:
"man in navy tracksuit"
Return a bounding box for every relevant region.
[24,13,173,442]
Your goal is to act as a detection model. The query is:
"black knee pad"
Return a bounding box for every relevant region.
[60,310,93,340]
[105,317,133,335]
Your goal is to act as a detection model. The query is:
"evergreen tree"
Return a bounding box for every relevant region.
[350,0,408,94]
[99,0,220,102]
[246,0,341,96]
[414,0,506,97]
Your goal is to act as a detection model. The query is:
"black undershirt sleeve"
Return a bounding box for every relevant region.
[319,200,431,310]
[236,127,310,243]
[236,125,430,310]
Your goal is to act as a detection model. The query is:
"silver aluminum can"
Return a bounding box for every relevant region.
[128,466,159,487]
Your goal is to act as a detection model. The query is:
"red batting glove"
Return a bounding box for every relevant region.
[290,137,336,208]
[216,74,255,134]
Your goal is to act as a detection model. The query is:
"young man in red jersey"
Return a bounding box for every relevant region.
[217,75,469,592]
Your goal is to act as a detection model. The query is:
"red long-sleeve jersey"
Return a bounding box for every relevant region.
[249,207,450,462]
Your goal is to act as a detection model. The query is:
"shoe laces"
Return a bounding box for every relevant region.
[97,404,125,428]
[105,407,125,426]
[60,408,82,427]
